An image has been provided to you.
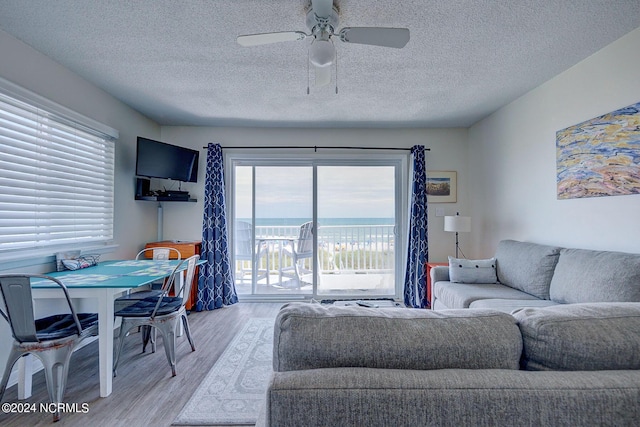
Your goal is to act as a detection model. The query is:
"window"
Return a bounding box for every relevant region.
[228,152,407,300]
[0,78,118,261]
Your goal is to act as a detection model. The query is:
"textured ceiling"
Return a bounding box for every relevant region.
[0,0,639,128]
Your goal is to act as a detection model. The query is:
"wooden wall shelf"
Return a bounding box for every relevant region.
[135,196,197,202]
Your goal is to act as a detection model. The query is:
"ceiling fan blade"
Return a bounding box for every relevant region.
[237,31,307,47]
[338,27,410,48]
[314,64,331,87]
[311,0,333,18]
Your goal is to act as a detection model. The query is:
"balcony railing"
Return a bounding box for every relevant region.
[235,223,395,286]
[315,225,395,273]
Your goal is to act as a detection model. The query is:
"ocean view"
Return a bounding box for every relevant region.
[246,217,395,227]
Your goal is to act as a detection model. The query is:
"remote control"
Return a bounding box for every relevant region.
[356,301,379,308]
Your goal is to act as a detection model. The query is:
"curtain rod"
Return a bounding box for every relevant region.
[203,145,430,151]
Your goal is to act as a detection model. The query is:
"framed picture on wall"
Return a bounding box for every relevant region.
[426,171,457,203]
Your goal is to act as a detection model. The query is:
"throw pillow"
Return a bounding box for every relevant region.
[56,250,81,271]
[61,255,99,271]
[448,256,497,284]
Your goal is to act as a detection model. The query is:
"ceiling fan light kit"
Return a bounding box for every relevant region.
[236,0,410,92]
[309,39,335,67]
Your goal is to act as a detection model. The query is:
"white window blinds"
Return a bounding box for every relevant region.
[0,79,118,259]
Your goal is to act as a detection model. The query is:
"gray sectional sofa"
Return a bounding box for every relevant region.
[431,239,640,313]
[262,302,640,426]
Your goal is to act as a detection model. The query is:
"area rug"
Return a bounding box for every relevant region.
[173,318,275,425]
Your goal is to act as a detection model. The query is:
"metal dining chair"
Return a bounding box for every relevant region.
[113,254,199,378]
[134,247,182,261]
[113,247,184,351]
[0,274,98,422]
[113,247,183,312]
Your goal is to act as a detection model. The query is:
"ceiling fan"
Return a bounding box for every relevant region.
[236,0,410,89]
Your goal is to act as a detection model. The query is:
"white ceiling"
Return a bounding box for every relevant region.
[1,1,639,128]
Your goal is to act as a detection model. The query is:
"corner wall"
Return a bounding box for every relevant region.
[468,27,640,255]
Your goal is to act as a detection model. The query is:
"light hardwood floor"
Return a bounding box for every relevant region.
[0,302,284,427]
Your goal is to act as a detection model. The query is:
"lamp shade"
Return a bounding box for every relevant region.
[444,215,471,233]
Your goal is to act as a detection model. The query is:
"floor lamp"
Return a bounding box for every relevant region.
[444,212,471,258]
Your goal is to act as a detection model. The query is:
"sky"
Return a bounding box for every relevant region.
[235,165,395,219]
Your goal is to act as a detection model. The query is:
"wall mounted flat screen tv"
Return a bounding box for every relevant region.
[135,137,199,182]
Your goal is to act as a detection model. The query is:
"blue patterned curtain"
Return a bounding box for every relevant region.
[404,145,429,308]
[197,143,237,311]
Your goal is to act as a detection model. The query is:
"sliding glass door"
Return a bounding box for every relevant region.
[231,155,404,300]
[316,166,396,296]
[234,165,314,295]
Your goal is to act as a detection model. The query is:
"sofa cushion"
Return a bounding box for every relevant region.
[273,303,522,372]
[513,302,640,371]
[266,369,640,427]
[433,281,540,309]
[469,298,559,313]
[495,240,561,300]
[448,257,497,284]
[549,248,640,304]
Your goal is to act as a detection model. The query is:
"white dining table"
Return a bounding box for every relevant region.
[25,259,192,398]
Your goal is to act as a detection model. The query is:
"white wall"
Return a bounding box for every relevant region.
[159,126,469,262]
[0,29,162,265]
[468,27,640,256]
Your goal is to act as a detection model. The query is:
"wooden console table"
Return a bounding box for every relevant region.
[145,240,202,310]
[426,262,447,309]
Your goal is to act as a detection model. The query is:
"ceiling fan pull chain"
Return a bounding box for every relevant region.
[335,48,339,94]
[307,48,310,95]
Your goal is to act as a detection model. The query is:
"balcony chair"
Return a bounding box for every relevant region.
[235,221,269,285]
[280,221,314,287]
[113,254,199,378]
[0,275,98,422]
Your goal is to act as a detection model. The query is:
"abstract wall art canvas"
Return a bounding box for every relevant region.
[556,101,640,200]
